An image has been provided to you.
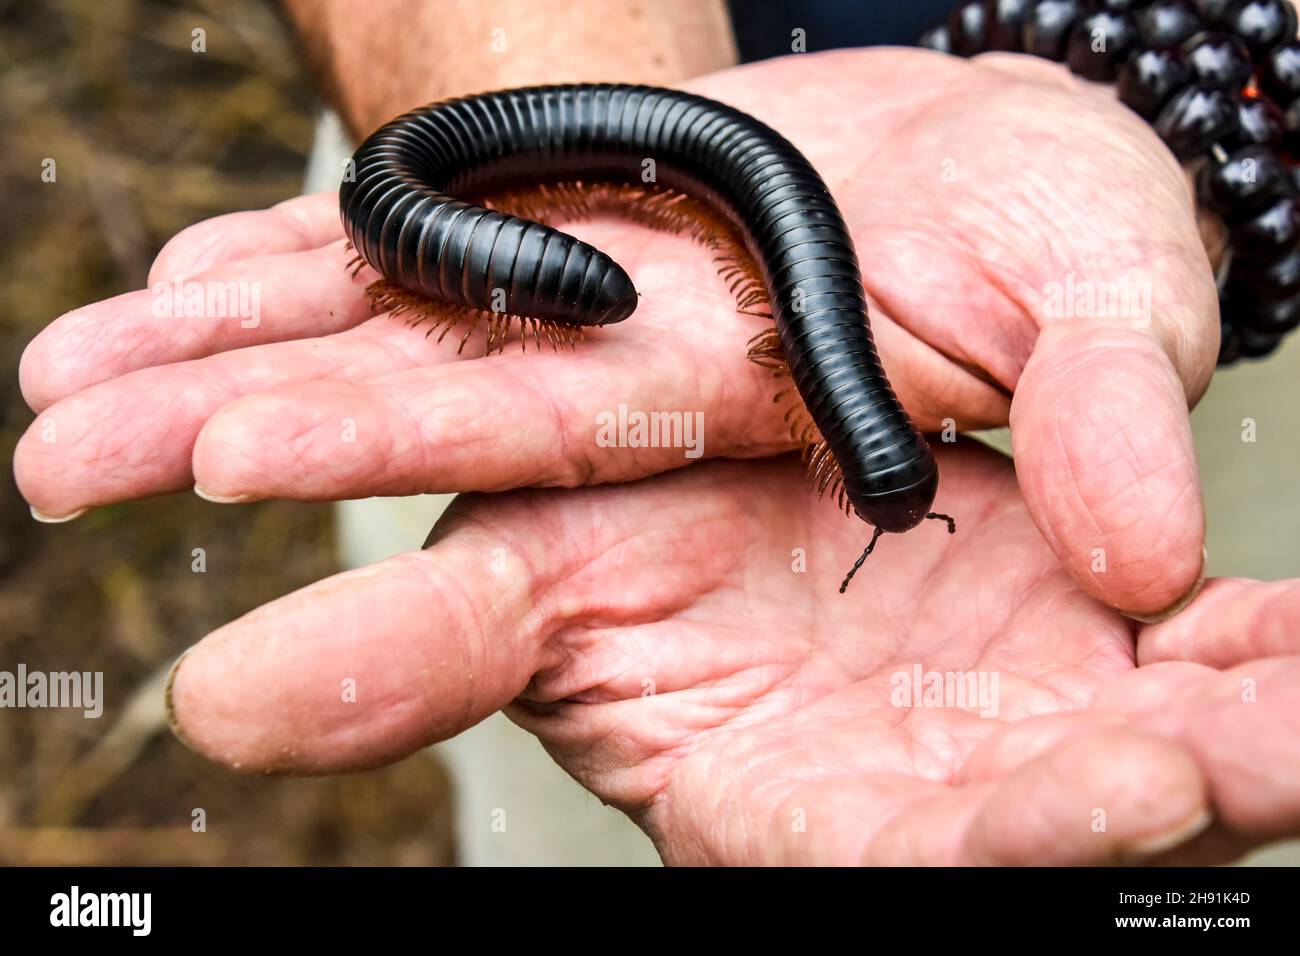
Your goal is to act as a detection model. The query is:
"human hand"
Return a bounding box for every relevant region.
[164,443,1300,865]
[16,48,1217,617]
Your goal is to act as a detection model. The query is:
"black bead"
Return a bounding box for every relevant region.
[1024,0,1087,59]
[949,0,991,55]
[1237,325,1284,355]
[1197,145,1289,217]
[1229,243,1300,299]
[1229,193,1300,257]
[1194,0,1237,23]
[1090,0,1154,11]
[1217,317,1242,363]
[1223,0,1299,58]
[1183,31,1254,88]
[1139,0,1205,48]
[985,0,1035,50]
[1232,94,1286,146]
[1259,42,1300,106]
[1119,47,1193,116]
[920,20,955,53]
[1283,98,1300,155]
[1068,11,1140,79]
[1243,287,1300,331]
[1153,84,1241,157]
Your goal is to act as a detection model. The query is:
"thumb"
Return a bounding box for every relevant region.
[165,503,549,775]
[1010,322,1206,618]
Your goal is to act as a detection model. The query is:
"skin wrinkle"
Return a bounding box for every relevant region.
[99,365,234,481]
[821,61,1033,414]
[947,227,1069,369]
[851,133,1036,394]
[875,787,988,866]
[384,371,510,492]
[399,375,483,493]
[421,538,527,733]
[508,500,711,641]
[863,271,1012,427]
[571,578,791,699]
[1109,505,1203,606]
[1045,378,1193,550]
[380,552,487,743]
[531,358,603,489]
[1028,406,1143,577]
[526,700,670,787]
[268,196,330,250]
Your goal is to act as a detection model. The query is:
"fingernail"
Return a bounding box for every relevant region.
[30,505,87,524]
[164,646,196,752]
[1124,544,1209,625]
[194,484,251,504]
[1130,807,1213,856]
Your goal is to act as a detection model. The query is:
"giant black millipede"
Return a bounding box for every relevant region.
[338,84,955,592]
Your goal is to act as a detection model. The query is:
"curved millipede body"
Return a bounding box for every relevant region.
[339,84,951,588]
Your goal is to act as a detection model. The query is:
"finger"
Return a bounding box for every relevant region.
[21,241,372,412]
[953,729,1210,865]
[188,307,1005,503]
[148,193,341,284]
[14,318,431,518]
[168,544,543,775]
[189,340,788,501]
[1138,578,1300,668]
[1011,323,1206,618]
[1108,657,1300,844]
[166,481,614,774]
[715,728,1208,865]
[955,712,1126,785]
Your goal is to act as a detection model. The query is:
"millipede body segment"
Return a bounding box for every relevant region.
[339,84,948,580]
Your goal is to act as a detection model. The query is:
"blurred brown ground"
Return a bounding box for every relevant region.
[0,0,454,865]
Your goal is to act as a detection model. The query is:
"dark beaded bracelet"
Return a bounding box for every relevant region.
[1224,0,1298,58]
[1184,32,1255,88]
[1248,287,1300,331]
[920,0,1300,364]
[1238,324,1285,355]
[1229,244,1300,299]
[949,1,991,56]
[1022,0,1086,59]
[1197,143,1289,217]
[1097,0,1155,12]
[1155,84,1242,157]
[1259,40,1300,101]
[1069,11,1142,78]
[1119,47,1193,115]
[1195,0,1238,22]
[988,0,1036,49]
[1233,94,1285,145]
[1139,0,1205,49]
[1230,192,1300,257]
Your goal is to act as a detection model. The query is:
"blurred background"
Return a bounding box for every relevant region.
[2,0,1297,866]
[0,0,455,865]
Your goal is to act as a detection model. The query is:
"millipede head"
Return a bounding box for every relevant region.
[838,511,957,594]
[846,462,940,534]
[591,265,639,325]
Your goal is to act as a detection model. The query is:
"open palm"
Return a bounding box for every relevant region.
[168,443,1300,865]
[17,47,1215,616]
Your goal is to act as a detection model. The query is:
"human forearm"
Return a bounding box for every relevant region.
[283,0,737,137]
